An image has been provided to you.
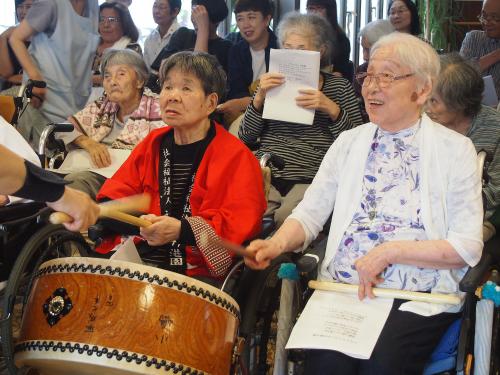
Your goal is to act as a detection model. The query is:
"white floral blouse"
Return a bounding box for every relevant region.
[329,122,441,291]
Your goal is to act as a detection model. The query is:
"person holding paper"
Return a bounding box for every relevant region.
[62,49,163,200]
[218,0,277,126]
[239,12,363,227]
[426,53,500,241]
[97,52,266,282]
[245,33,483,374]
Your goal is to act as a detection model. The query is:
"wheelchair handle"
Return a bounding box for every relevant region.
[309,280,462,305]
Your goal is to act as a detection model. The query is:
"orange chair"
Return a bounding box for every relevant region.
[0,95,17,124]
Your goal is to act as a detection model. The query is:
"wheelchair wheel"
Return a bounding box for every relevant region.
[239,255,305,375]
[0,224,91,375]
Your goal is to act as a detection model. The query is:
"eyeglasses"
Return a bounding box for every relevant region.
[16,4,31,12]
[356,72,415,88]
[389,8,409,16]
[477,13,500,24]
[99,16,121,24]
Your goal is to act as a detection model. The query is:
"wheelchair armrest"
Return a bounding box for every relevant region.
[88,218,140,243]
[459,250,493,293]
[296,242,326,273]
[38,122,74,156]
[261,217,275,239]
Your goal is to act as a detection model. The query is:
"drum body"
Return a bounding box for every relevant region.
[15,257,240,375]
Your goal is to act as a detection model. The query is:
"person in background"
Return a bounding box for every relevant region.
[245,33,483,375]
[144,0,181,70]
[0,145,99,232]
[9,0,100,146]
[306,0,353,81]
[0,0,33,87]
[426,53,500,241]
[217,0,276,126]
[89,1,141,100]
[460,0,500,98]
[354,19,394,122]
[148,0,232,92]
[62,49,163,200]
[387,0,421,36]
[239,12,363,227]
[107,0,132,7]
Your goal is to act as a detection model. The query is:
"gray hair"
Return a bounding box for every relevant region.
[359,19,394,47]
[159,51,227,103]
[276,11,334,69]
[100,49,149,85]
[371,32,439,90]
[434,53,484,118]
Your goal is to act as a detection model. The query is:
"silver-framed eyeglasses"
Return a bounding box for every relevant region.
[477,13,500,24]
[99,16,121,24]
[356,72,415,88]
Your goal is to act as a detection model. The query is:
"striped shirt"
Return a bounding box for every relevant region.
[460,30,500,98]
[467,105,500,218]
[239,73,364,182]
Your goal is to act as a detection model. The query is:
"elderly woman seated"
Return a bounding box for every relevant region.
[245,33,483,374]
[97,51,266,282]
[426,53,500,241]
[239,12,363,227]
[62,49,163,200]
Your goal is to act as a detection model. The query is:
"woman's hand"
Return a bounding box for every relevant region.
[139,214,181,246]
[191,5,210,35]
[253,72,285,111]
[354,243,392,300]
[296,89,340,120]
[244,238,284,270]
[77,137,112,168]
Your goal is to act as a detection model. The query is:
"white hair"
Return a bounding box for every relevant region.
[358,19,395,46]
[371,32,439,89]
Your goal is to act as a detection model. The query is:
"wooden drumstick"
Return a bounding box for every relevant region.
[49,194,152,227]
[309,280,462,305]
[199,232,254,259]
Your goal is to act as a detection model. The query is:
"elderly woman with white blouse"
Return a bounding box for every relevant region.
[245,32,483,375]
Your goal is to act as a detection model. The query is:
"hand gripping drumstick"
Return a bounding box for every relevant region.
[49,194,153,227]
[309,280,461,305]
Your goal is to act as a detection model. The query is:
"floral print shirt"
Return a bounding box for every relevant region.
[329,122,441,291]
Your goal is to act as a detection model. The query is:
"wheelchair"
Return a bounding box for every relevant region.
[256,150,500,375]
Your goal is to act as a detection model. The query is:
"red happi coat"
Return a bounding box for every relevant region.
[97,123,266,278]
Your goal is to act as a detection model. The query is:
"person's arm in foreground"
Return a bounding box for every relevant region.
[0,145,99,231]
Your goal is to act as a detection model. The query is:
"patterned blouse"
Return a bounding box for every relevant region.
[329,120,441,291]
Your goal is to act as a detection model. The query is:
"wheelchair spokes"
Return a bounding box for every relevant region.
[0,225,91,375]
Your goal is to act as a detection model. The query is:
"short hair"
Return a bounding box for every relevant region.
[434,53,484,118]
[100,49,149,85]
[159,51,227,103]
[99,2,139,42]
[168,0,182,11]
[359,19,394,47]
[192,0,228,24]
[276,12,334,69]
[234,0,274,17]
[306,0,341,33]
[387,0,421,36]
[371,32,439,90]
